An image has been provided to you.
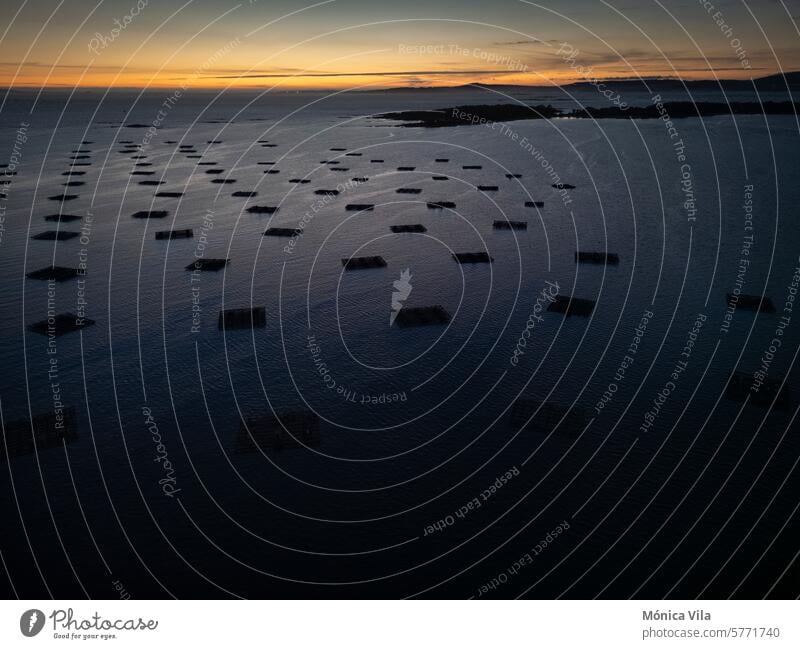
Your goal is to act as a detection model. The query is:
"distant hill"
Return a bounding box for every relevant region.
[374,72,800,93]
[564,71,800,93]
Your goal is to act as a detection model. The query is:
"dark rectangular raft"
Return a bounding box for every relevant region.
[289,179,311,184]
[32,231,80,241]
[462,165,482,169]
[435,158,449,162]
[155,229,193,240]
[218,306,267,330]
[548,295,596,317]
[236,410,321,453]
[493,220,527,230]
[477,185,499,191]
[432,176,448,180]
[155,191,184,197]
[264,228,302,237]
[728,294,776,312]
[132,210,169,219]
[394,305,451,327]
[397,166,416,171]
[44,213,82,222]
[453,252,493,264]
[27,313,95,336]
[342,255,387,270]
[186,258,229,271]
[246,205,279,214]
[427,201,455,209]
[26,266,79,281]
[575,251,620,264]
[510,399,589,439]
[725,371,790,409]
[1,407,78,459]
[314,189,339,196]
[232,191,258,197]
[525,201,544,208]
[397,188,422,194]
[505,173,523,178]
[390,224,427,233]
[345,204,375,211]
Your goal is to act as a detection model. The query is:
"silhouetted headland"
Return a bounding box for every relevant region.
[375,101,800,127]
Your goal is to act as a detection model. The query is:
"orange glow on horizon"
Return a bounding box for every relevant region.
[1,0,796,93]
[0,65,774,91]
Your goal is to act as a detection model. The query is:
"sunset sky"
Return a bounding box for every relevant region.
[1,0,798,90]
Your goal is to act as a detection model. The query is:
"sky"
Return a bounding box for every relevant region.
[1,0,798,90]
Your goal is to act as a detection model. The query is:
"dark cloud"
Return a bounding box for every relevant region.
[491,39,545,45]
[209,69,525,79]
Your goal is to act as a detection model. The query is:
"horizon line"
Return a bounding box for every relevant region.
[1,69,797,93]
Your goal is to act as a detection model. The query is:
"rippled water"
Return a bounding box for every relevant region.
[1,87,798,598]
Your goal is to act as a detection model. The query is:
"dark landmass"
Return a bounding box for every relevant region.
[375,100,799,127]
[372,71,800,94]
[566,71,800,92]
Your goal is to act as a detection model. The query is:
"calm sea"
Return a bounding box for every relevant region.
[0,85,798,598]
